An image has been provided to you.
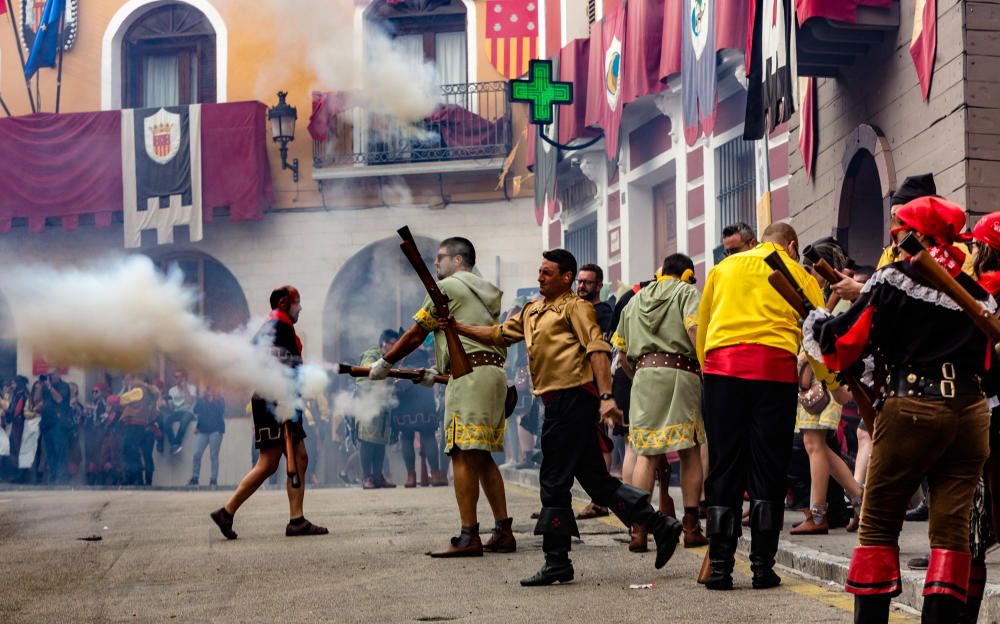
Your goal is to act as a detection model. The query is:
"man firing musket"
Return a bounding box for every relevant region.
[803,197,995,623]
[367,233,516,558]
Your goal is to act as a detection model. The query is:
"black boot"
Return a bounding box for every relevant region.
[854,594,891,624]
[922,594,964,624]
[958,597,982,624]
[609,483,683,570]
[705,506,741,590]
[749,499,782,589]
[521,534,574,586]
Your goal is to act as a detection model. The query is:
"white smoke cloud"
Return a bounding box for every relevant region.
[2,256,328,421]
[332,382,398,428]
[248,0,441,124]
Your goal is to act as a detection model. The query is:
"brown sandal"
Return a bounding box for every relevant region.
[286,518,330,537]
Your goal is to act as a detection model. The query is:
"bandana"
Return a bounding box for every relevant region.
[891,196,970,278]
[972,212,1000,251]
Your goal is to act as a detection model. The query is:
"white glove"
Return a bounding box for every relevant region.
[368,358,391,380]
[418,368,440,388]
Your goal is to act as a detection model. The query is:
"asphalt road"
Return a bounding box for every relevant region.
[0,484,916,623]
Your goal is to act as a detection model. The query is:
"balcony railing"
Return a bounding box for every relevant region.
[312,81,511,169]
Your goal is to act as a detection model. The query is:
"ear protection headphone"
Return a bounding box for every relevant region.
[680,268,696,284]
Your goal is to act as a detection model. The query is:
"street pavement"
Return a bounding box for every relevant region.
[0,484,917,623]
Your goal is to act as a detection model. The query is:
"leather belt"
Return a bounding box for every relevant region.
[884,362,982,401]
[468,351,505,369]
[636,352,700,375]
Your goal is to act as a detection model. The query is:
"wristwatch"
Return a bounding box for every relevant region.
[599,393,613,401]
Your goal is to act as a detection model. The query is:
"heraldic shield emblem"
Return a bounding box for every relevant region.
[690,0,710,60]
[144,108,182,165]
[20,0,79,52]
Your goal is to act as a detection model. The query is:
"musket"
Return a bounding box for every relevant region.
[803,248,846,312]
[337,363,449,385]
[397,226,473,378]
[764,251,877,433]
[897,233,1000,346]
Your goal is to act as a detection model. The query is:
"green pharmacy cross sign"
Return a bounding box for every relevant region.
[510,59,573,126]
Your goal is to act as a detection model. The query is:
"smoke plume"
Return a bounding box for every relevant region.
[332,382,398,428]
[2,256,326,421]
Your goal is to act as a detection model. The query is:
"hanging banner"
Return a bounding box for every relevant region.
[485,0,539,79]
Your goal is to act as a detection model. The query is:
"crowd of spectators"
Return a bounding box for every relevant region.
[0,370,228,487]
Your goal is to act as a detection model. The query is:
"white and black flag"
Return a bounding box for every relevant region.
[121,105,203,248]
[744,0,797,140]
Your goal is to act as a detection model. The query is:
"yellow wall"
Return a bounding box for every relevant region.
[0,0,531,210]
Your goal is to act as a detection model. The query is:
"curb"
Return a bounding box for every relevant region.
[501,466,1000,620]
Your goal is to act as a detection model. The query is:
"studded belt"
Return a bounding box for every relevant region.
[467,351,506,369]
[635,352,700,375]
[884,363,982,401]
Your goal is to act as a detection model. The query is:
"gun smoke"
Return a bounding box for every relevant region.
[2,255,328,421]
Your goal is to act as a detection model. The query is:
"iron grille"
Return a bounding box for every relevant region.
[716,137,757,237]
[312,81,512,168]
[565,221,598,268]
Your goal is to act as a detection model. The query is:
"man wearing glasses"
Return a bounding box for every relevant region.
[721,222,758,257]
[576,264,613,335]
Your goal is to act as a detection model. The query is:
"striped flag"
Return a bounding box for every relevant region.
[798,76,815,179]
[910,0,936,101]
[485,0,539,79]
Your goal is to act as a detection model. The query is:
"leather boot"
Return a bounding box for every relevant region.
[428,524,483,558]
[430,469,448,487]
[960,562,986,624]
[658,460,676,519]
[922,594,964,623]
[682,512,708,548]
[629,524,649,553]
[705,506,741,591]
[749,500,783,589]
[853,594,891,624]
[614,483,682,569]
[404,472,417,488]
[520,550,574,586]
[484,518,517,553]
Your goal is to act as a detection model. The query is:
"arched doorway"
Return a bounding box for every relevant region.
[323,235,439,366]
[836,124,896,267]
[152,250,250,332]
[0,292,16,381]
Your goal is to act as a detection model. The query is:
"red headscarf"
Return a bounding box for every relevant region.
[891,196,970,278]
[972,212,1000,251]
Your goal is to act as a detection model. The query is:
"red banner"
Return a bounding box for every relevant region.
[558,38,595,146]
[0,110,122,233]
[660,0,682,81]
[622,0,668,106]
[0,101,270,234]
[201,101,272,223]
[910,0,936,101]
[799,77,816,178]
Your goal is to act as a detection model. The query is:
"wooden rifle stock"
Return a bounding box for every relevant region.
[397,226,473,378]
[336,363,450,385]
[898,233,1000,345]
[803,249,844,312]
[284,421,300,488]
[765,253,878,433]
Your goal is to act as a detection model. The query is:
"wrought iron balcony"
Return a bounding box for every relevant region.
[311,81,512,170]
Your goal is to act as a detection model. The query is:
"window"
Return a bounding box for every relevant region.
[653,179,677,261]
[716,137,757,237]
[565,220,598,269]
[123,4,216,109]
[367,0,468,86]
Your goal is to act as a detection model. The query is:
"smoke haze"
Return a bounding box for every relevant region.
[3,256,328,421]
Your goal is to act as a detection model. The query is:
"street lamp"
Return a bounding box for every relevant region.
[268,91,300,183]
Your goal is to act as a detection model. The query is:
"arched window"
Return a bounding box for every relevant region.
[123,3,216,109]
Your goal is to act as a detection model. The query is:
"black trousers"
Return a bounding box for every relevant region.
[703,374,798,510]
[539,387,622,509]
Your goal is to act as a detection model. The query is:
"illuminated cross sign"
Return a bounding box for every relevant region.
[509,59,573,126]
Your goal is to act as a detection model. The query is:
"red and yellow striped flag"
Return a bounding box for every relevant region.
[910,0,936,101]
[486,0,539,79]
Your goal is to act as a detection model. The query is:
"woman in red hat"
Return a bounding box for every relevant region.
[804,197,994,623]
